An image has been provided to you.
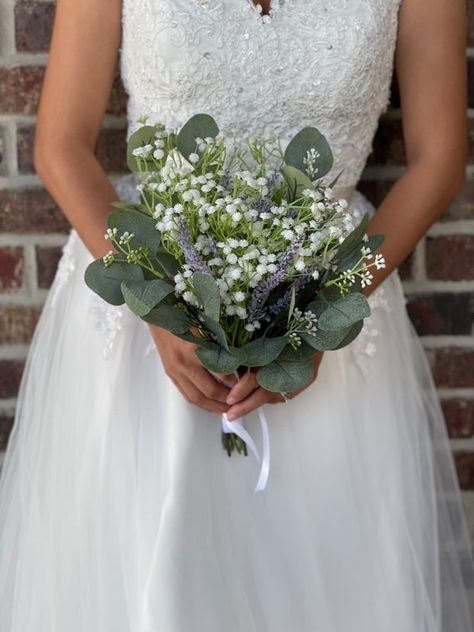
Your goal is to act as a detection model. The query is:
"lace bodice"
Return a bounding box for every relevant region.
[120,0,403,187]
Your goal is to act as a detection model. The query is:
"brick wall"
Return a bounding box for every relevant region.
[0,1,473,543]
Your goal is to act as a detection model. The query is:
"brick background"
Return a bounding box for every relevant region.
[0,1,473,543]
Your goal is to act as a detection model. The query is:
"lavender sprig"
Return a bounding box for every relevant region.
[248,235,304,321]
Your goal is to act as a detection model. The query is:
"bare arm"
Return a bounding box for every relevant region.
[366,0,467,292]
[226,0,468,419]
[34,0,122,260]
[35,0,233,414]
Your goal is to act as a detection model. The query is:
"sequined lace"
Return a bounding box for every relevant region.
[121,0,403,187]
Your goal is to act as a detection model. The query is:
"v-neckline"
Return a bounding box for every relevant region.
[248,0,275,19]
[250,0,273,18]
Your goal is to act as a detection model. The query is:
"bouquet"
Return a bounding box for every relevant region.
[85,113,385,489]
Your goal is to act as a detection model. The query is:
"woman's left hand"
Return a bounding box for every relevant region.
[225,352,324,421]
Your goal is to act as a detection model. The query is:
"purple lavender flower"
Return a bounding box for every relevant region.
[268,263,320,315]
[176,217,211,273]
[248,235,304,320]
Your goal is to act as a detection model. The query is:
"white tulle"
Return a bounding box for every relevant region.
[1,0,473,626]
[0,176,472,630]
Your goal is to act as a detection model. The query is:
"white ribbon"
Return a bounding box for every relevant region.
[221,408,270,492]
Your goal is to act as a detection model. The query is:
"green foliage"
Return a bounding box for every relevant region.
[238,336,288,367]
[126,125,160,172]
[107,210,161,254]
[195,344,241,374]
[317,293,370,331]
[256,347,314,393]
[142,304,191,334]
[192,273,221,321]
[84,260,143,306]
[284,127,333,179]
[176,113,219,162]
[280,165,314,201]
[121,279,175,317]
[335,213,369,260]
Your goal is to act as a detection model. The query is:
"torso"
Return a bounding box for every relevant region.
[120,0,403,187]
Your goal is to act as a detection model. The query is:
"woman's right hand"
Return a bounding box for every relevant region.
[149,325,236,415]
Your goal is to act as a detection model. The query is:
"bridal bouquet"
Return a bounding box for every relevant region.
[85,113,385,486]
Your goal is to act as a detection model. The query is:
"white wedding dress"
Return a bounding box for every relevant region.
[0,0,473,630]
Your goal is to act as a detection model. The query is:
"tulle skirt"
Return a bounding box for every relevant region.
[0,180,473,631]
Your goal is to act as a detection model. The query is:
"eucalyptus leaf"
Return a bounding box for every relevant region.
[142,304,191,334]
[318,293,370,331]
[333,320,364,349]
[121,279,175,317]
[238,336,288,368]
[281,165,314,200]
[193,273,221,322]
[195,344,241,374]
[301,328,351,352]
[107,209,161,254]
[202,315,229,351]
[284,127,333,179]
[110,200,144,212]
[155,249,180,278]
[176,113,219,162]
[84,260,143,306]
[335,213,369,260]
[126,125,162,172]
[256,348,314,393]
[366,234,385,252]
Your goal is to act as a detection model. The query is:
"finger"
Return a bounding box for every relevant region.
[226,371,258,405]
[226,388,280,420]
[187,364,232,403]
[209,371,238,389]
[179,376,229,415]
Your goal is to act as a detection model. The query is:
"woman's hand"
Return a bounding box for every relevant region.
[149,325,236,415]
[225,352,324,421]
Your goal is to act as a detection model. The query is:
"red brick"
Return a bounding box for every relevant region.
[398,251,414,281]
[406,293,473,336]
[468,118,474,162]
[0,189,70,233]
[0,66,45,115]
[108,68,128,116]
[430,348,474,389]
[0,361,25,399]
[0,306,40,345]
[36,246,62,288]
[426,236,474,281]
[367,118,405,166]
[441,181,474,222]
[454,451,474,491]
[0,247,24,292]
[443,400,474,439]
[95,127,128,173]
[0,125,7,177]
[358,180,395,208]
[469,2,474,53]
[0,415,14,451]
[15,1,55,53]
[16,124,35,175]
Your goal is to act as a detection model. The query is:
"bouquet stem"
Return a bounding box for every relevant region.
[221,429,248,457]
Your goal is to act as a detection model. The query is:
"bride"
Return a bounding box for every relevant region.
[0,0,473,630]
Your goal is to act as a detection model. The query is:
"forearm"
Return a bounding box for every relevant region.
[363,156,465,295]
[34,139,119,260]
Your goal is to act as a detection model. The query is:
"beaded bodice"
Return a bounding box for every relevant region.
[120,0,403,187]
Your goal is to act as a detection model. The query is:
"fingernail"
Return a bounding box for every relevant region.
[226,411,236,421]
[226,395,236,405]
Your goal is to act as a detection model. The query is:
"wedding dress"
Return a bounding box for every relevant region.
[0,0,473,630]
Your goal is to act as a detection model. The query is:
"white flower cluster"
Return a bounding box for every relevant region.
[124,127,384,344]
